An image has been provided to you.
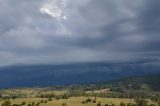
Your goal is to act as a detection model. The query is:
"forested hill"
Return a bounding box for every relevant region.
[100,74,160,91]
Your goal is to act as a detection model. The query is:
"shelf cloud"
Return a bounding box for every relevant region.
[0,0,160,66]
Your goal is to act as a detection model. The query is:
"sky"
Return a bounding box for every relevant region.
[0,0,160,66]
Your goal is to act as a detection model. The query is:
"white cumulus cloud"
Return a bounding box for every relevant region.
[40,0,68,21]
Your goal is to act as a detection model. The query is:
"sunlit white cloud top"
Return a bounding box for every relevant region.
[40,0,71,36]
[40,0,68,21]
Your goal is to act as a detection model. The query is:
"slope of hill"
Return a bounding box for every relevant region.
[100,74,160,91]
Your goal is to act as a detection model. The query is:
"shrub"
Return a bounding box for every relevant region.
[86,98,92,103]
[48,98,52,101]
[111,104,115,106]
[22,102,26,105]
[12,104,18,106]
[2,100,11,106]
[40,100,44,103]
[56,96,60,100]
[62,103,67,106]
[149,104,156,106]
[97,102,101,106]
[134,98,148,106]
[120,102,126,106]
[31,102,35,106]
[127,103,133,106]
[36,103,40,106]
[82,101,86,104]
[93,100,96,103]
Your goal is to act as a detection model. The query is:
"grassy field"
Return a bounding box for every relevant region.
[0,97,156,106]
[0,97,132,106]
[0,87,159,106]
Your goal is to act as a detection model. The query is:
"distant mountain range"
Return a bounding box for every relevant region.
[0,62,160,88]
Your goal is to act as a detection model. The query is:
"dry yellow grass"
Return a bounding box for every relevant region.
[42,90,68,95]
[1,89,68,98]
[86,89,111,94]
[0,97,138,106]
[0,97,156,106]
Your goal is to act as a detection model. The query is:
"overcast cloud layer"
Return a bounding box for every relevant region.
[0,0,160,66]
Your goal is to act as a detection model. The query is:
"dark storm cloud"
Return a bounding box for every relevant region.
[0,0,160,66]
